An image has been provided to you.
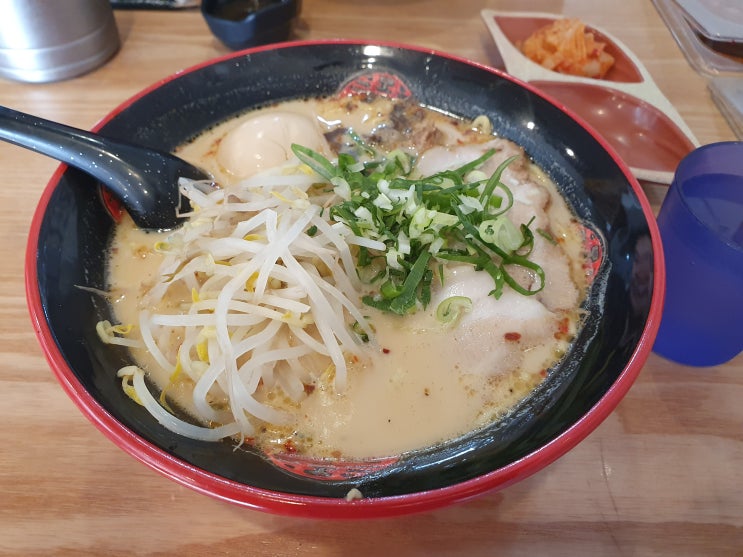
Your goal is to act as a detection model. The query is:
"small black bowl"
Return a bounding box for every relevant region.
[201,0,300,50]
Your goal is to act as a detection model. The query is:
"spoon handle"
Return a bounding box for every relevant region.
[0,105,141,187]
[0,105,210,230]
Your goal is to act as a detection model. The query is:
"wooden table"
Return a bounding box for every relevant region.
[1,1,741,555]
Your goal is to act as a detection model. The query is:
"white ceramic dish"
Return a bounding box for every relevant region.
[481,9,699,184]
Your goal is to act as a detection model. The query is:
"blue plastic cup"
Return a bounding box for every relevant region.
[653,142,743,367]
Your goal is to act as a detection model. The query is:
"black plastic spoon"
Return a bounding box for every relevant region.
[0,105,212,230]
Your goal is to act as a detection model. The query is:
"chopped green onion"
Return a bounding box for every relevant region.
[479,155,517,215]
[478,216,523,252]
[537,227,558,245]
[351,320,370,342]
[291,142,545,313]
[293,144,339,181]
[436,296,473,325]
[380,280,402,299]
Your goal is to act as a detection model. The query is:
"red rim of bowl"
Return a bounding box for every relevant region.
[24,39,666,519]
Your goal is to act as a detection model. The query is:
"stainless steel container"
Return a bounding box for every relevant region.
[0,0,120,83]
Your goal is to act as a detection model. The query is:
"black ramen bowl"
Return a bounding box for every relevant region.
[26,41,664,519]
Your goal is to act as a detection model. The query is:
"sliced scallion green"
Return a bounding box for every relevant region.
[436,296,473,325]
[290,142,545,315]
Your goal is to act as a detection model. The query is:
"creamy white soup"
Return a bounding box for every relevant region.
[102,94,589,459]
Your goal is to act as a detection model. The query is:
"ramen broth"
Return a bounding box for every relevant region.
[105,95,589,459]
